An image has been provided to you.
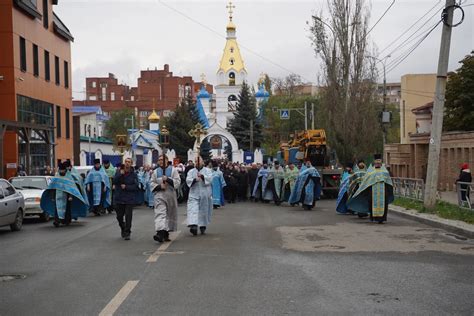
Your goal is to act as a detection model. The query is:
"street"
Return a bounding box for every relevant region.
[1,200,473,315]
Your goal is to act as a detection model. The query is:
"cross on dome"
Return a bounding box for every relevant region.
[226,1,235,21]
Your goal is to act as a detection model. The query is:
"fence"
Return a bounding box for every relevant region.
[456,182,473,210]
[392,177,425,201]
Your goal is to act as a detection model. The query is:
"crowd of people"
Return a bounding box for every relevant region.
[38,156,326,241]
[36,154,471,239]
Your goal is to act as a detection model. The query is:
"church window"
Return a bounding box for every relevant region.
[230,58,235,65]
[228,95,237,102]
[228,72,236,86]
[230,47,234,53]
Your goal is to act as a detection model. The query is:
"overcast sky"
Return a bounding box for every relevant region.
[53,0,474,100]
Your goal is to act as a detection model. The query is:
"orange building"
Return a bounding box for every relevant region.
[0,0,73,177]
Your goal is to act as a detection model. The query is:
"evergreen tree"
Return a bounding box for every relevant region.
[227,81,262,151]
[444,51,474,131]
[105,108,135,147]
[200,136,212,161]
[165,96,197,161]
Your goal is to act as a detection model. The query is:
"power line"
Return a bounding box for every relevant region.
[384,19,441,70]
[366,0,396,36]
[386,20,443,74]
[156,0,313,83]
[379,1,443,56]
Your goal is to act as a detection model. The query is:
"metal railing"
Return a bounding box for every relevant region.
[456,182,473,210]
[392,177,425,201]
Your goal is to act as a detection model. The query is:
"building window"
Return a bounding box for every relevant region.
[56,105,61,138]
[54,56,60,85]
[42,0,48,28]
[131,96,135,101]
[229,72,235,86]
[20,37,27,72]
[88,95,97,101]
[230,47,234,53]
[230,58,234,65]
[111,92,115,101]
[64,61,69,88]
[33,44,39,77]
[65,109,70,139]
[101,87,106,101]
[92,81,96,88]
[44,50,50,81]
[17,95,53,126]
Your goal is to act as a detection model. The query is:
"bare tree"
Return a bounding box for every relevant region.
[309,0,382,163]
[272,74,304,97]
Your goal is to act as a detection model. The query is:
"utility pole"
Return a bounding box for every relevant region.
[424,0,455,210]
[249,119,254,152]
[304,101,308,130]
[382,61,387,147]
[311,103,315,130]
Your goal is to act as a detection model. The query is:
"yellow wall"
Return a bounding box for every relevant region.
[399,74,436,144]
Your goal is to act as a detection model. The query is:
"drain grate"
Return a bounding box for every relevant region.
[0,274,26,282]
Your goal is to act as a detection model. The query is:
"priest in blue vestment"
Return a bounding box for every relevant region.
[252,163,271,202]
[84,159,111,216]
[347,155,394,223]
[211,161,226,209]
[289,159,322,210]
[41,162,89,227]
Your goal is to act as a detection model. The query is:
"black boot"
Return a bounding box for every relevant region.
[189,225,198,236]
[153,230,164,243]
[119,223,126,238]
[200,226,206,235]
[164,231,171,242]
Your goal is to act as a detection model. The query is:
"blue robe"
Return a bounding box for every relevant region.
[289,166,322,207]
[336,176,351,214]
[84,167,111,208]
[347,165,394,218]
[144,171,154,207]
[40,175,89,219]
[136,170,146,205]
[186,167,213,226]
[252,168,269,200]
[211,169,226,206]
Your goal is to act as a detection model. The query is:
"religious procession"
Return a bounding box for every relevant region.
[37,150,394,243]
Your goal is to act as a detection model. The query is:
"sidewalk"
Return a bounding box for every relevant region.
[389,204,474,239]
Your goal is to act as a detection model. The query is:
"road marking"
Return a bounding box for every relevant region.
[99,280,139,316]
[146,231,181,263]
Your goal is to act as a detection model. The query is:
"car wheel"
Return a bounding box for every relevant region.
[10,209,23,231]
[40,212,50,222]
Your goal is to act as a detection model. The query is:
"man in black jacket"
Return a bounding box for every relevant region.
[113,158,139,240]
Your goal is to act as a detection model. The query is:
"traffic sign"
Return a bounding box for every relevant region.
[280,109,290,120]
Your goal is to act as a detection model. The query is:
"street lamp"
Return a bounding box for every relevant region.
[160,126,170,173]
[87,124,92,165]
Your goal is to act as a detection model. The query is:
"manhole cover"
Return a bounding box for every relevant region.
[0,274,26,282]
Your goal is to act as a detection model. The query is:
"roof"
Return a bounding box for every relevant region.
[196,98,209,129]
[79,136,113,144]
[73,106,102,113]
[197,85,210,99]
[13,0,42,19]
[148,110,160,121]
[217,20,246,74]
[412,101,434,114]
[53,12,74,42]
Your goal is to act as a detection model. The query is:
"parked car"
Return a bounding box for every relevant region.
[0,179,25,231]
[9,176,51,222]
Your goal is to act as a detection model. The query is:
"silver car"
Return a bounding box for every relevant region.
[0,179,25,231]
[9,176,52,222]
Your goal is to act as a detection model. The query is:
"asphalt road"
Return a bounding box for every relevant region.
[0,199,473,315]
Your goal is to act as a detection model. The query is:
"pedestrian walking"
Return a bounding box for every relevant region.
[150,156,181,243]
[186,158,213,236]
[113,158,139,240]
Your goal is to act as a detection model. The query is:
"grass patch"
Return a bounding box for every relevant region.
[393,197,474,225]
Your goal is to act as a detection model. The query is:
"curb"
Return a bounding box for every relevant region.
[389,205,474,239]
